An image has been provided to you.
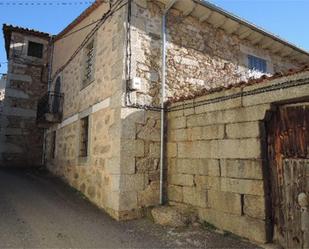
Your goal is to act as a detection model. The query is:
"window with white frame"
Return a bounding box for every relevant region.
[248,55,267,73]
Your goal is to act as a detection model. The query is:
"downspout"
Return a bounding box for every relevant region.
[42,35,54,166]
[160,0,178,205]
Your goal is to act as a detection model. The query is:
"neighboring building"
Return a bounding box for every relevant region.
[0,74,7,111]
[1,0,309,247]
[0,25,50,167]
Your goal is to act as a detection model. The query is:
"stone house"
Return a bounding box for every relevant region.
[0,25,50,166]
[1,0,308,247]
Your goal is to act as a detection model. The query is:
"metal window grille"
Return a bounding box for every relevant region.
[84,40,94,84]
[248,55,267,73]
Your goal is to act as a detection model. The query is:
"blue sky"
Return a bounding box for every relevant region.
[0,0,308,74]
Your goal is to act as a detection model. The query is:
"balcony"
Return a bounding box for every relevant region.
[37,91,64,127]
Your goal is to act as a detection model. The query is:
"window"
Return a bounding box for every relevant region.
[79,116,89,157]
[248,55,267,73]
[51,131,56,159]
[82,39,95,87]
[27,41,43,58]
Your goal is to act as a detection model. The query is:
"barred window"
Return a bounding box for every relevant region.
[248,55,267,73]
[79,116,89,158]
[82,40,95,87]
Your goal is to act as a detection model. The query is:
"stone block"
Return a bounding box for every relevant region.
[195,175,221,191]
[137,181,160,207]
[198,208,266,242]
[190,125,225,140]
[244,195,265,220]
[208,190,241,215]
[169,116,186,129]
[118,191,138,211]
[242,82,309,107]
[149,142,160,157]
[220,159,263,180]
[111,174,145,192]
[168,185,183,202]
[151,206,187,227]
[183,186,208,208]
[135,139,145,157]
[176,158,220,176]
[217,139,261,159]
[221,178,264,196]
[226,121,260,139]
[194,96,242,114]
[186,104,270,127]
[169,128,187,141]
[166,142,177,158]
[177,141,217,159]
[169,174,194,186]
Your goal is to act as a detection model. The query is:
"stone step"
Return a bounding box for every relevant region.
[151,205,198,227]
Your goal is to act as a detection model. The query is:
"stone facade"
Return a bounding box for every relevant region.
[45,0,307,223]
[0,28,50,167]
[129,1,302,106]
[45,2,132,220]
[3,0,307,243]
[166,70,309,243]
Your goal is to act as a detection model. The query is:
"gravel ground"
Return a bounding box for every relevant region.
[0,168,261,248]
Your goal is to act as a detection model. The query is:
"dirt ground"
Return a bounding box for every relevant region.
[0,168,261,248]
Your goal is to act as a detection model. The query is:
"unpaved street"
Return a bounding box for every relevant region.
[0,168,260,248]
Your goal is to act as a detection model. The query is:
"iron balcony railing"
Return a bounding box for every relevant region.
[37,91,64,124]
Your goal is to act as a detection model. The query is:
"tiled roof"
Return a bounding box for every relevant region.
[3,24,50,38]
[167,65,309,104]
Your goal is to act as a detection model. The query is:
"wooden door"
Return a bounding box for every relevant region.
[267,104,309,249]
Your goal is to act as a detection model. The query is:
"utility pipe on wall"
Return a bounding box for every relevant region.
[160,0,178,205]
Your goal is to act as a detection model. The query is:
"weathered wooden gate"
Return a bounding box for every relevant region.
[267,103,309,249]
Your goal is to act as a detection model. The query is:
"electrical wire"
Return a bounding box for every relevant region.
[50,0,127,83]
[0,1,95,6]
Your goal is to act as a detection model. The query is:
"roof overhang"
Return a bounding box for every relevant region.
[158,0,309,64]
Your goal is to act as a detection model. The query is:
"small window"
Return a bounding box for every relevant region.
[79,116,89,157]
[27,41,43,58]
[51,131,56,159]
[82,40,95,87]
[248,55,267,73]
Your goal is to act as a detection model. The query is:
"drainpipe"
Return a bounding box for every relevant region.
[160,0,178,205]
[42,35,54,166]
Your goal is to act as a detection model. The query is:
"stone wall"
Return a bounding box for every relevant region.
[0,32,49,167]
[118,107,161,216]
[128,0,302,107]
[166,70,309,243]
[45,2,129,220]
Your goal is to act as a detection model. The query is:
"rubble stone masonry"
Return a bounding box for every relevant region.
[130,0,301,106]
